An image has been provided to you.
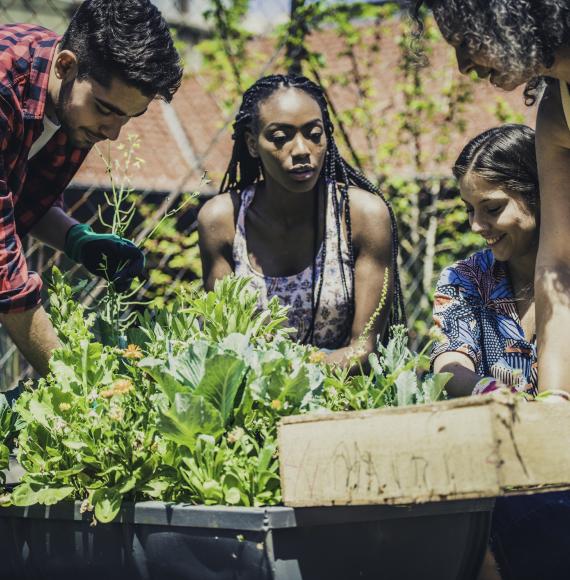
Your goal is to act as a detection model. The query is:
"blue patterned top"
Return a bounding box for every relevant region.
[431,249,537,395]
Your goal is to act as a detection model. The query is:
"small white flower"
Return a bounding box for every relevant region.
[109,406,124,422]
[52,417,67,433]
[80,498,93,514]
[227,427,245,444]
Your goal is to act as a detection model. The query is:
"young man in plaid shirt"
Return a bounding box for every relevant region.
[0,0,182,379]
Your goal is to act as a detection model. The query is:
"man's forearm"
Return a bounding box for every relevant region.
[29,207,78,252]
[0,305,61,376]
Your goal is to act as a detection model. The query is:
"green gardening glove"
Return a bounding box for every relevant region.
[64,223,145,293]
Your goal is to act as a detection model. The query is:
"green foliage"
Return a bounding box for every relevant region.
[48,266,94,347]
[89,137,202,344]
[322,325,451,411]
[492,97,526,125]
[4,273,449,520]
[180,275,293,343]
[198,0,257,112]
[0,394,19,487]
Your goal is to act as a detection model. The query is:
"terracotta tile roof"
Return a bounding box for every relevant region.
[72,18,536,193]
[73,99,194,192]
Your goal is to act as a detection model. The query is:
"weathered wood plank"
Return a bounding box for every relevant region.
[278,394,570,507]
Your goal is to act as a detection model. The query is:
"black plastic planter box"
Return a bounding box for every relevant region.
[0,497,493,580]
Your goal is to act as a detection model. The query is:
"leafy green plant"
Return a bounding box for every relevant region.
[0,394,20,487]
[91,135,200,346]
[5,271,449,521]
[12,343,160,522]
[181,275,293,343]
[322,325,451,411]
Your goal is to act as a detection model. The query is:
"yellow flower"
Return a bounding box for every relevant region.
[101,379,134,398]
[122,344,143,360]
[59,402,71,412]
[112,379,134,395]
[309,351,326,364]
[270,399,282,411]
[227,427,245,444]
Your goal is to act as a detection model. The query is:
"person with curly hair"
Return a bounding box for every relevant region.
[198,74,405,367]
[414,0,570,394]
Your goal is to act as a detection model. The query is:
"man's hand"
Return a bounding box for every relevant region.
[64,224,145,293]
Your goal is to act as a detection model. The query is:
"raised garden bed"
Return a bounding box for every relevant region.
[0,497,492,580]
[0,275,495,579]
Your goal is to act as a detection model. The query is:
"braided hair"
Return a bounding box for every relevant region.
[220,74,406,344]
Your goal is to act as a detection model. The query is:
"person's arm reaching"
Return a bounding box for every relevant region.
[30,206,146,293]
[433,351,481,397]
[29,206,77,252]
[198,193,237,291]
[0,104,60,377]
[534,82,570,392]
[324,188,393,368]
[0,306,60,377]
[430,263,487,397]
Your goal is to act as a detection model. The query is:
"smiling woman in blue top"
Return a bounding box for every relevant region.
[432,123,570,580]
[432,125,539,397]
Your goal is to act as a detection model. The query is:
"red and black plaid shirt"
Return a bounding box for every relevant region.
[0,23,89,313]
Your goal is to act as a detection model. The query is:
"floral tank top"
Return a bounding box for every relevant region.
[233,183,353,349]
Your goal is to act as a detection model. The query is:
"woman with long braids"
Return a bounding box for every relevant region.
[412,1,570,392]
[198,74,404,366]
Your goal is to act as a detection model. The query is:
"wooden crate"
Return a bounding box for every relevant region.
[278,393,570,507]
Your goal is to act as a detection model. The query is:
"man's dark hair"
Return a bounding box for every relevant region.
[60,0,182,102]
[414,0,570,103]
[221,74,406,344]
[453,124,539,210]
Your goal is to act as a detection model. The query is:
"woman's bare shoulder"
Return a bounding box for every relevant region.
[197,192,240,244]
[199,192,238,222]
[344,186,392,251]
[346,186,391,227]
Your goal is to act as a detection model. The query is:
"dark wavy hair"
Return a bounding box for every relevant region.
[453,124,539,210]
[60,0,182,102]
[414,0,570,103]
[221,74,406,344]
